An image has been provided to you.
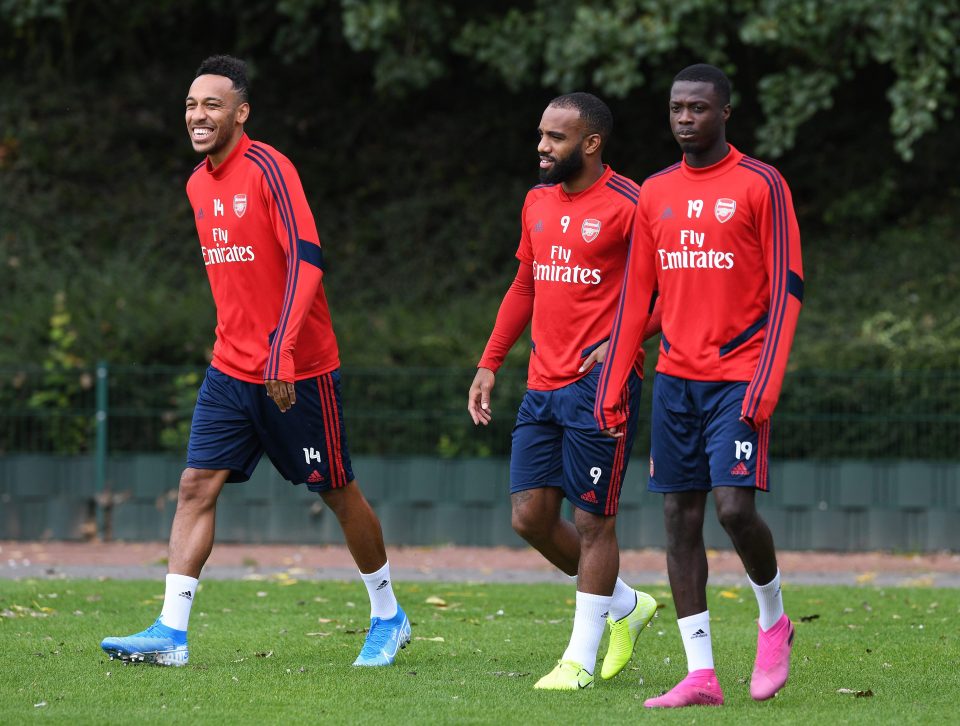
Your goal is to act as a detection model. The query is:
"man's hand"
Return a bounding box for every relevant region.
[600,426,624,440]
[468,368,496,425]
[265,379,296,412]
[578,340,609,374]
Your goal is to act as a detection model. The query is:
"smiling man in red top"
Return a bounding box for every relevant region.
[101,55,409,668]
[596,64,803,707]
[469,93,660,690]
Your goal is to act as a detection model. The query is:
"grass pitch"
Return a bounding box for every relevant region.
[1,578,957,724]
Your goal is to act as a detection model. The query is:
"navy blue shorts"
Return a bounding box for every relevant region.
[510,367,642,515]
[187,366,355,492]
[649,373,770,493]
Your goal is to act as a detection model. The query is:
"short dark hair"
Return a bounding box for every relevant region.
[549,92,613,142]
[673,64,731,106]
[195,55,249,103]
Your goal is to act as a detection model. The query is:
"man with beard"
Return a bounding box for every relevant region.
[468,92,661,690]
[100,55,410,668]
[596,64,803,707]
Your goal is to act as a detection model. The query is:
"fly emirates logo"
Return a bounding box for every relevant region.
[659,229,735,271]
[533,244,602,285]
[203,227,255,267]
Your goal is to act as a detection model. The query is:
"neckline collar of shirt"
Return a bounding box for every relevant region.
[556,164,615,202]
[205,133,253,180]
[680,144,744,180]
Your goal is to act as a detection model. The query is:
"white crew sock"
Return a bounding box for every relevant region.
[360,561,398,620]
[749,569,784,631]
[561,591,612,674]
[678,610,715,672]
[159,573,198,631]
[568,575,634,620]
[609,578,638,620]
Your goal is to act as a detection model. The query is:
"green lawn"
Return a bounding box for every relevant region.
[1,578,957,724]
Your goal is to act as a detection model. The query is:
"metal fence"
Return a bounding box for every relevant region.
[1,364,958,460]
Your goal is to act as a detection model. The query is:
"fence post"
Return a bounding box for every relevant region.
[94,360,109,540]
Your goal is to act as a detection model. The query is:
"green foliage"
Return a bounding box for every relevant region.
[341,0,960,160]
[0,0,958,457]
[22,292,92,453]
[1,579,958,724]
[158,370,203,452]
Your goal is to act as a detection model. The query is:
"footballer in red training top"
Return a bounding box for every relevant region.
[596,63,802,709]
[468,92,661,690]
[100,55,410,670]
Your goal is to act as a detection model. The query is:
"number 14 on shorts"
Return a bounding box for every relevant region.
[303,447,323,464]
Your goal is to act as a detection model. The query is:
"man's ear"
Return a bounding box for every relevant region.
[583,132,603,157]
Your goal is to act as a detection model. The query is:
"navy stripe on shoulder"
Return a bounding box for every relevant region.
[605,181,638,205]
[741,155,780,174]
[645,162,682,181]
[607,175,640,198]
[610,174,640,193]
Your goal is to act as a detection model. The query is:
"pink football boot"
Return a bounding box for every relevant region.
[644,668,724,708]
[750,613,795,700]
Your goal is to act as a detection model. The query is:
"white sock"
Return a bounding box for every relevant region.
[749,569,784,631]
[159,573,198,632]
[568,574,634,619]
[677,610,714,672]
[360,561,398,620]
[609,578,637,620]
[561,591,612,674]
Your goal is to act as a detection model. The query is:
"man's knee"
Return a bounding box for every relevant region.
[177,468,225,508]
[663,493,705,530]
[319,480,364,516]
[715,489,759,533]
[511,490,557,542]
[573,510,616,547]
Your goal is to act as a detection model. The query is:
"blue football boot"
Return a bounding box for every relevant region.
[100,618,189,666]
[352,606,411,666]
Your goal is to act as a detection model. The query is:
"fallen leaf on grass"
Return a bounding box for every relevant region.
[256,651,274,658]
[34,701,47,708]
[491,671,529,678]
[425,596,447,607]
[317,618,333,623]
[306,632,331,637]
[718,590,740,599]
[855,572,876,584]
[837,688,874,698]
[800,614,820,623]
[414,636,445,642]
